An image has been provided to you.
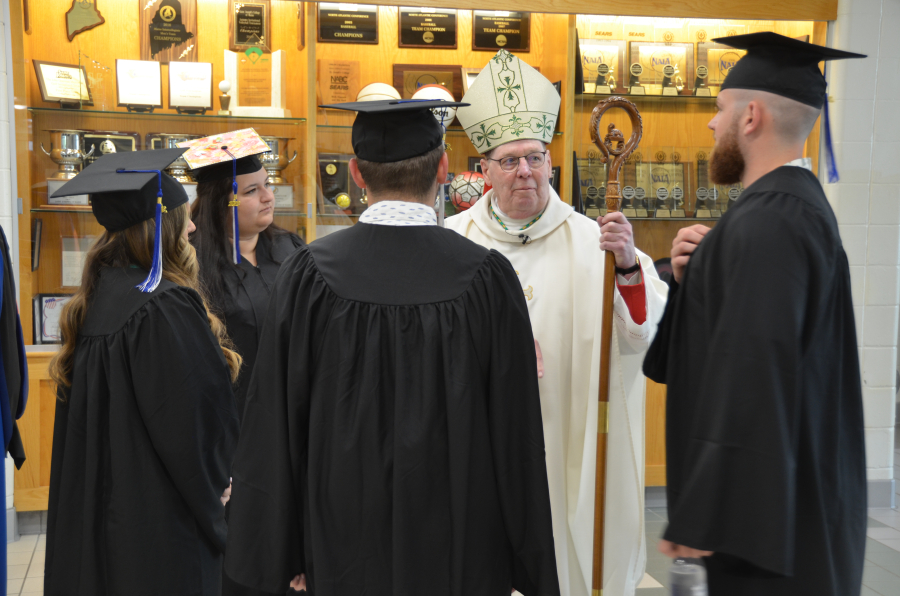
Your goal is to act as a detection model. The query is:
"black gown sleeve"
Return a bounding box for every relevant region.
[642,280,679,383]
[225,247,322,593]
[662,205,809,577]
[127,287,240,553]
[483,251,560,596]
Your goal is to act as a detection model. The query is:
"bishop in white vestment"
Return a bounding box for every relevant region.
[447,49,669,596]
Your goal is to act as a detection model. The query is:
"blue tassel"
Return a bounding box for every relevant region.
[822,98,839,183]
[822,66,840,183]
[116,168,165,293]
[137,198,164,293]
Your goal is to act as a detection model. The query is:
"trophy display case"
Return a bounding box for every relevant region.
[7,0,837,508]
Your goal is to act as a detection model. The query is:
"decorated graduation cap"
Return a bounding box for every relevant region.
[714,32,866,182]
[50,148,189,293]
[178,129,270,264]
[457,49,560,153]
[319,98,469,163]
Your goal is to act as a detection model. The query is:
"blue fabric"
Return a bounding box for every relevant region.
[0,241,11,450]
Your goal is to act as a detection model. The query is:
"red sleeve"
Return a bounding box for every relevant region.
[616,271,646,325]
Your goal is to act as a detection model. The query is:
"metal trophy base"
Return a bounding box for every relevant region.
[272,184,294,209]
[630,86,646,95]
[672,209,686,217]
[711,210,723,218]
[661,86,679,96]
[47,179,88,205]
[695,209,712,218]
[655,209,672,218]
[695,88,712,97]
[181,182,198,205]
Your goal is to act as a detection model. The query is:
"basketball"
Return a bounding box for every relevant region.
[357,82,401,102]
[450,172,485,212]
[411,84,457,125]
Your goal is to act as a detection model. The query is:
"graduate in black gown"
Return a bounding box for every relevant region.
[642,33,868,596]
[187,131,304,419]
[224,100,560,596]
[44,150,242,596]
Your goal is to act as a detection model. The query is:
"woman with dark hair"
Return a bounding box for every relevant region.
[189,143,304,419]
[44,150,242,596]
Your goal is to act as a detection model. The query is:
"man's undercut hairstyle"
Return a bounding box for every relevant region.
[356,143,445,200]
[764,92,822,143]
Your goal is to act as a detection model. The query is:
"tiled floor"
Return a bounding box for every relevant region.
[635,428,900,596]
[7,533,44,596]
[7,431,900,596]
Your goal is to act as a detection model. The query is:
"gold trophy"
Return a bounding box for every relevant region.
[218,80,232,116]
[40,130,95,180]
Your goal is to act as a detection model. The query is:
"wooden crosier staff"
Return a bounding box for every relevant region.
[588,97,643,596]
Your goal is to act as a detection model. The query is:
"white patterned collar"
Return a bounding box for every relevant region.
[784,157,813,171]
[359,200,437,226]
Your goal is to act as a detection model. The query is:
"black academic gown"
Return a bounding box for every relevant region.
[45,267,240,596]
[643,166,867,596]
[224,223,560,596]
[218,231,304,418]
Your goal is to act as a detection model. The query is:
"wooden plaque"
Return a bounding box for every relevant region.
[317,60,360,104]
[229,0,271,52]
[66,0,105,41]
[318,3,378,44]
[392,63,462,100]
[139,0,198,63]
[398,7,457,49]
[472,11,530,52]
[237,51,273,107]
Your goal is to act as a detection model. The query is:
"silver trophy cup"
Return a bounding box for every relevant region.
[260,137,298,185]
[40,130,95,180]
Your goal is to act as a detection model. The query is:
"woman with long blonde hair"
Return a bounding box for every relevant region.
[44,150,242,596]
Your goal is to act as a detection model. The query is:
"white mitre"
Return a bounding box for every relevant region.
[457,49,561,153]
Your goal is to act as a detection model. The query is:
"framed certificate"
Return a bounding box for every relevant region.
[168,61,213,113]
[33,294,73,345]
[32,60,92,105]
[61,236,95,288]
[116,59,162,110]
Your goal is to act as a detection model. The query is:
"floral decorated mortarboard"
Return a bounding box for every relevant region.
[179,129,270,264]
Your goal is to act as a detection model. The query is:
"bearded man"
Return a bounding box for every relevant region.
[447,49,669,596]
[643,33,868,596]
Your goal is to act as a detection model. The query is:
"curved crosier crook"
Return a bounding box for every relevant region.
[588,95,642,596]
[589,97,643,211]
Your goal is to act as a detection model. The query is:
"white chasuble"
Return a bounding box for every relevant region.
[446,190,668,596]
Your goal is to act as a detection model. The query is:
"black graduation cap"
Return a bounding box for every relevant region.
[49,148,190,293]
[320,99,469,163]
[50,148,189,233]
[714,32,866,109]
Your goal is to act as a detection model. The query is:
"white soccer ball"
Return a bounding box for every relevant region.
[357,82,402,102]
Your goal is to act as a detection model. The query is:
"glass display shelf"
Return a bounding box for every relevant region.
[577,94,717,103]
[316,124,563,136]
[26,107,307,124]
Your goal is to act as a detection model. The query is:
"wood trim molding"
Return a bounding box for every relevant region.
[356,0,837,22]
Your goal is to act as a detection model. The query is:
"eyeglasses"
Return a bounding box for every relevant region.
[486,151,548,172]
